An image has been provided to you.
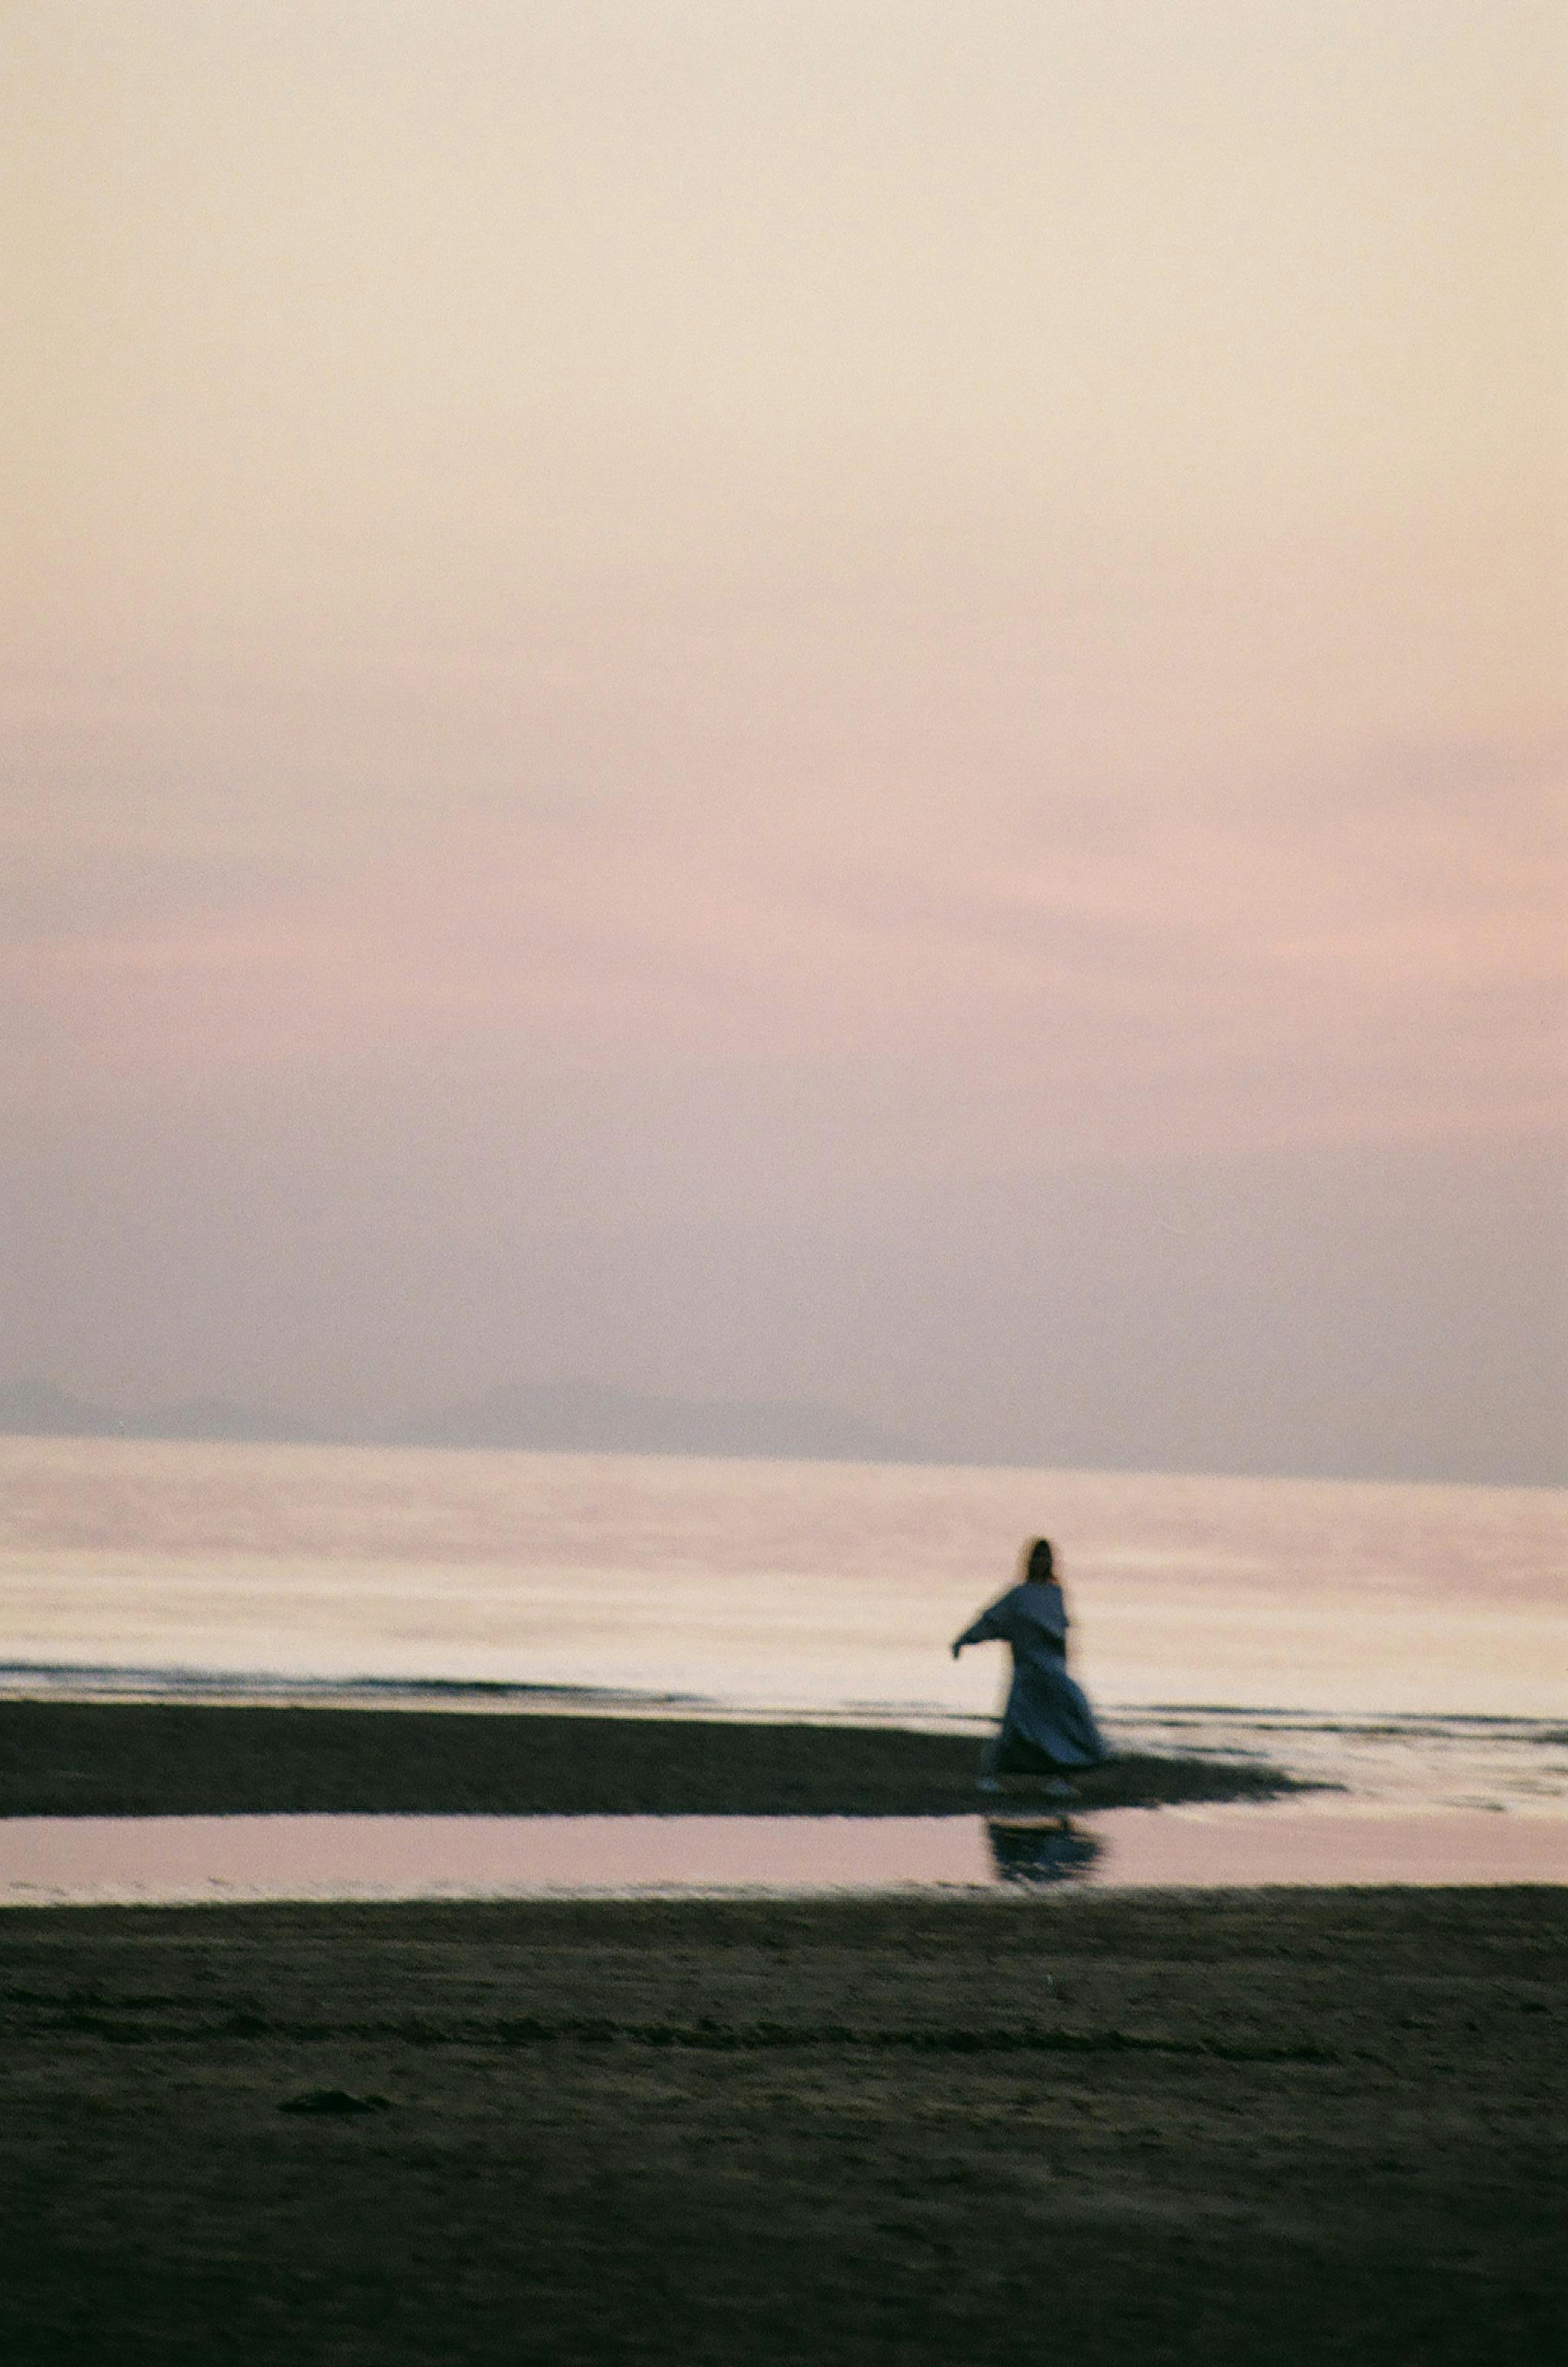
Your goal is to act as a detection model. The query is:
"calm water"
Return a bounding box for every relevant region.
[7,1806,1568,1908]
[1,1436,1563,1818]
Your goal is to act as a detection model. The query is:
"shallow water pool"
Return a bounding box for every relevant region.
[4,1803,1568,1906]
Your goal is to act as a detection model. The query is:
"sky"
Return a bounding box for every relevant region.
[3,0,1564,1482]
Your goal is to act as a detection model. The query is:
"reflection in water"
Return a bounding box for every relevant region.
[985,1817,1102,1886]
[5,1807,1568,1906]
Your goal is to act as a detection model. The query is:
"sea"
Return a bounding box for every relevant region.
[2,1434,1564,1820]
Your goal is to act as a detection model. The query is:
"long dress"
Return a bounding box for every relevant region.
[954,1580,1109,1772]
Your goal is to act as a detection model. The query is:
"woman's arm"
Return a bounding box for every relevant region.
[950,1595,1013,1657]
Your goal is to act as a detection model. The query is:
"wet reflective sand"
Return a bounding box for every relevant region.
[4,1803,1568,1906]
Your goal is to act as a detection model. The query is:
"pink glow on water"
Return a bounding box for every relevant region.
[4,1808,1568,1908]
[2,1440,1564,1720]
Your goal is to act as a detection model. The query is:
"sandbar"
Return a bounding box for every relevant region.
[0,1698,1306,1818]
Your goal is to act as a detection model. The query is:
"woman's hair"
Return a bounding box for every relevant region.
[1021,1537,1055,1585]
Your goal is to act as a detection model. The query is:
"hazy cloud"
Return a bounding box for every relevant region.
[3,3,1562,1475]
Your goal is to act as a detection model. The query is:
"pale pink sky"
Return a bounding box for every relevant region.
[3,2,1564,1478]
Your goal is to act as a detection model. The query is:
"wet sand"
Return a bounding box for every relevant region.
[2,1888,1564,2364]
[0,1699,1305,1817]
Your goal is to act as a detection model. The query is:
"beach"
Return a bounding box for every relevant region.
[3,1886,1564,2364]
[0,1703,1564,2358]
[9,0,1561,2351]
[2,1472,1562,2358]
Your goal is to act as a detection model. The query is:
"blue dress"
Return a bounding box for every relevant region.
[954,1580,1108,1772]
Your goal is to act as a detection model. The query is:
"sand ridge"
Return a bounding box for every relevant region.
[0,1699,1306,1818]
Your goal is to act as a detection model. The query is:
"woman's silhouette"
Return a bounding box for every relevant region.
[951,1538,1109,1793]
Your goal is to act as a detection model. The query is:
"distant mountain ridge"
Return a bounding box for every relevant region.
[390,1380,927,1462]
[0,1378,325,1445]
[0,1376,928,1464]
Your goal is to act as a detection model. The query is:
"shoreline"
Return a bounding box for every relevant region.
[0,1699,1308,1819]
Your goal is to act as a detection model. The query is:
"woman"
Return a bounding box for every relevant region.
[951,1538,1109,1792]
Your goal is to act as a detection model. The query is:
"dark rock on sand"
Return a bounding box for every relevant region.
[278,2089,391,2115]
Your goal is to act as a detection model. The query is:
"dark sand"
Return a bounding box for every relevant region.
[2,1889,1564,2364]
[4,1706,1560,2362]
[0,1700,1309,1818]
